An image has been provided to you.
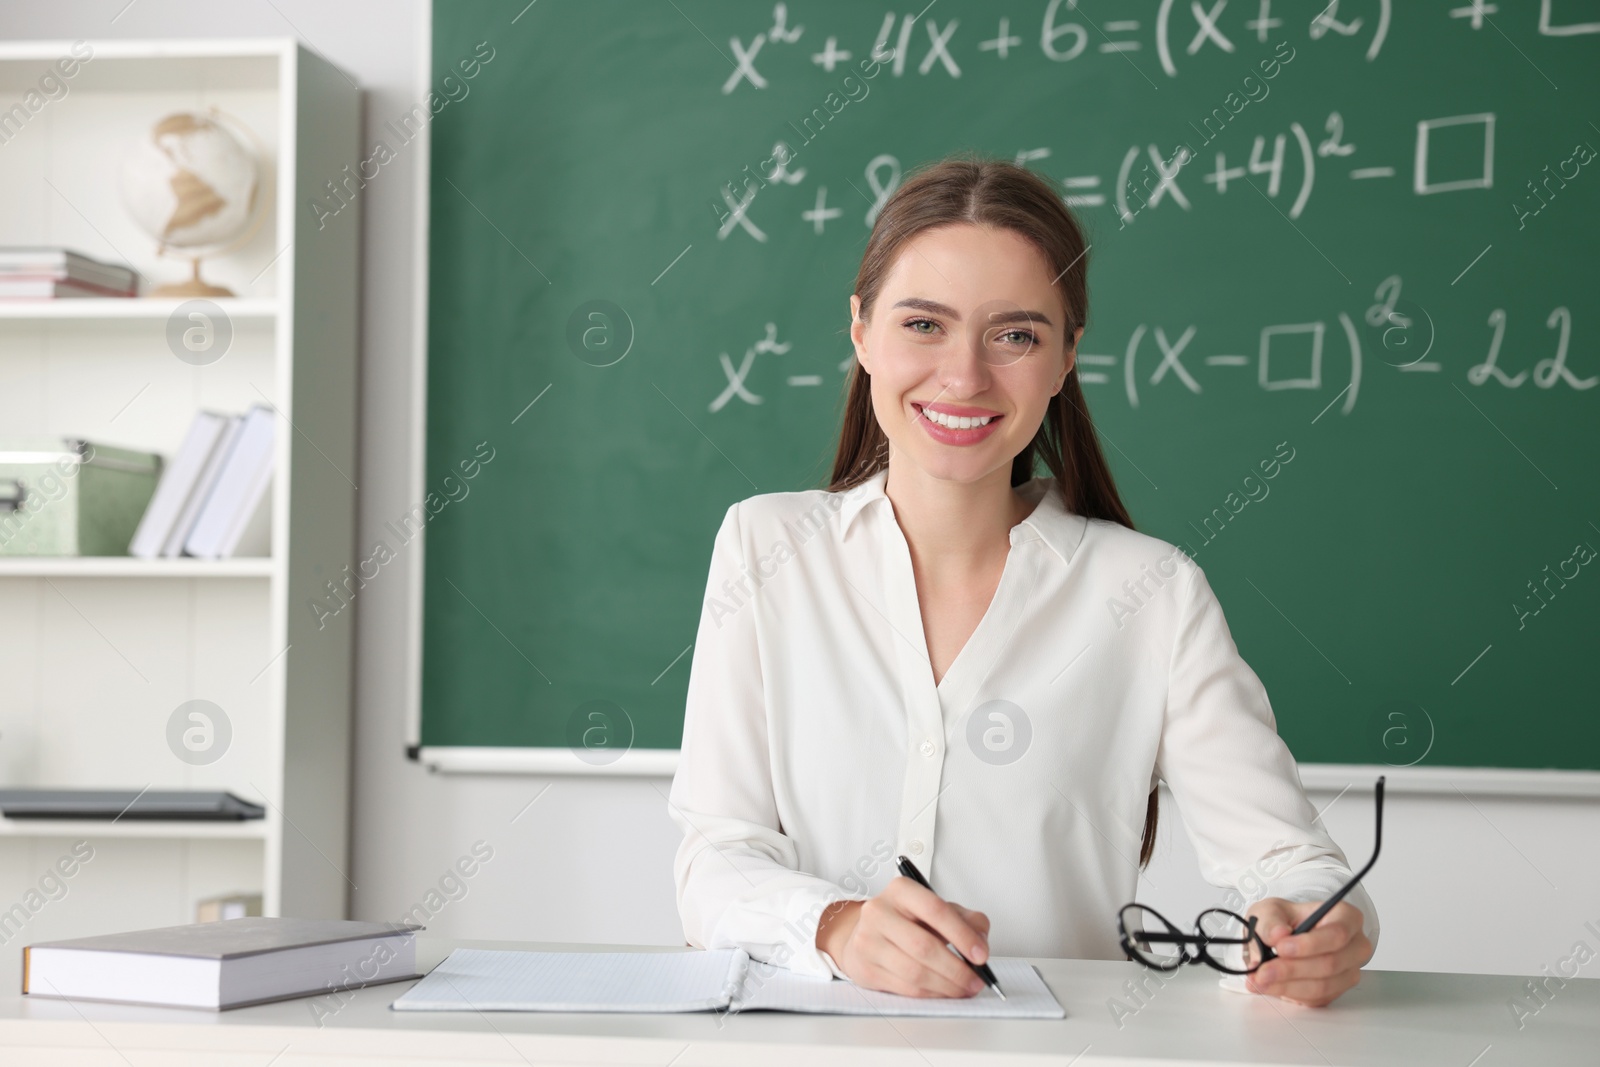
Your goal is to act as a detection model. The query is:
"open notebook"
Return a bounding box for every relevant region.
[391,948,1065,1018]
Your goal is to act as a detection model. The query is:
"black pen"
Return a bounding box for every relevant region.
[895,855,1005,1000]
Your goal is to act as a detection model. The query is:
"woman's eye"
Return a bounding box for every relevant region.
[996,329,1039,346]
[905,318,939,335]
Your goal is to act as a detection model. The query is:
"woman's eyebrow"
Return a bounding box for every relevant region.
[889,296,1056,328]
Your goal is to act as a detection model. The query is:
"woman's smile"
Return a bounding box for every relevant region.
[911,401,1005,445]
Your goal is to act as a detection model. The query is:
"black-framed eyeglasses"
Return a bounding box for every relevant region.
[1116,776,1384,975]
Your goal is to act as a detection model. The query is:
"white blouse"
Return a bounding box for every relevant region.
[668,467,1378,981]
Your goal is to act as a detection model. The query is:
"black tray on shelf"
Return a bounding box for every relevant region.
[0,789,266,821]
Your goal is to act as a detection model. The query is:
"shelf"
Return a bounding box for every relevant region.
[0,40,288,94]
[0,557,274,578]
[0,36,359,926]
[0,817,268,840]
[0,298,279,322]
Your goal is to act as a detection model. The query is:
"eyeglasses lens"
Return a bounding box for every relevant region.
[1123,905,1185,969]
[1197,908,1261,974]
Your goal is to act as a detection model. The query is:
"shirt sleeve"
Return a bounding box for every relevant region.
[1156,557,1380,973]
[667,501,868,980]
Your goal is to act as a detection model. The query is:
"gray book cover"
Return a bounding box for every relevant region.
[28,917,421,960]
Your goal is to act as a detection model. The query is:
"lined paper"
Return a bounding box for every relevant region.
[392,948,1065,1018]
[733,958,1065,1018]
[391,948,748,1012]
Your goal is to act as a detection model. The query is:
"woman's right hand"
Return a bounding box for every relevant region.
[814,876,992,997]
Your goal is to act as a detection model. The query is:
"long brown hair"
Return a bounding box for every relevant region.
[826,152,1159,868]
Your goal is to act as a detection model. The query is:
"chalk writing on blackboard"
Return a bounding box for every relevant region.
[1416,114,1495,195]
[1366,276,1439,373]
[710,323,793,412]
[802,186,842,234]
[1093,313,1362,413]
[1471,307,1598,391]
[705,297,1595,414]
[711,104,1507,244]
[717,0,1593,102]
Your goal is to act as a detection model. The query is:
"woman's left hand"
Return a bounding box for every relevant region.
[1242,898,1372,1006]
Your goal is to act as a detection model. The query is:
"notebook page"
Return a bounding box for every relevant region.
[730,958,1065,1018]
[391,948,749,1012]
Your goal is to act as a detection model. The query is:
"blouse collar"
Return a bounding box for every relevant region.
[835,467,1088,566]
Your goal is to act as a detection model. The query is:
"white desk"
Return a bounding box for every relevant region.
[2,939,1595,1065]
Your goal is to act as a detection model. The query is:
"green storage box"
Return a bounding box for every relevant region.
[0,439,162,556]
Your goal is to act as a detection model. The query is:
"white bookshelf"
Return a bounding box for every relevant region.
[0,557,276,577]
[0,297,280,321]
[0,38,360,985]
[0,819,270,840]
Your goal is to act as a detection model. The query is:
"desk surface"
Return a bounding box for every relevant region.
[2,939,1596,1066]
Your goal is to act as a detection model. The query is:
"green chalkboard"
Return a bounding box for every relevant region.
[421,1,1599,770]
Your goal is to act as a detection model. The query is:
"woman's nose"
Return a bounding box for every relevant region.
[937,332,995,392]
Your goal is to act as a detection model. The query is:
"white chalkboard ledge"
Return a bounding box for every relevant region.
[417,747,678,777]
[416,749,1600,796]
[1295,763,1600,798]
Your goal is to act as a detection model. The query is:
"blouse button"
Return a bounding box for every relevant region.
[919,739,936,757]
[908,839,924,855]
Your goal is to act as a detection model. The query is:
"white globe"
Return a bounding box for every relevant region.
[119,111,260,253]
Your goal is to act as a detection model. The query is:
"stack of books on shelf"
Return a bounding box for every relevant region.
[0,247,139,299]
[129,406,275,559]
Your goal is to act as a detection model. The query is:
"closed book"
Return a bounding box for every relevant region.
[161,414,243,557]
[0,247,138,290]
[129,411,230,558]
[23,917,421,1010]
[184,405,274,559]
[0,277,135,299]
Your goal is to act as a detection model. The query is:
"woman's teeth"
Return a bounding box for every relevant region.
[922,407,995,430]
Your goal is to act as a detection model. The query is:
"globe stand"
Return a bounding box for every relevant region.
[152,256,234,298]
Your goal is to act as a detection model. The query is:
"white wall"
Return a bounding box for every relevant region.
[4,0,1596,981]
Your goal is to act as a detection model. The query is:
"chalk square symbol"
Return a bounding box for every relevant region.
[1540,0,1600,36]
[1259,323,1324,391]
[1414,113,1495,195]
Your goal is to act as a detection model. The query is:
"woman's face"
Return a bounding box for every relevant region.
[849,223,1083,487]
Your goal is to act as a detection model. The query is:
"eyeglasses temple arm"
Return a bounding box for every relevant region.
[1288,777,1384,936]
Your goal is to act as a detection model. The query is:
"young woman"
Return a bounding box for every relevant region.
[668,155,1376,1008]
